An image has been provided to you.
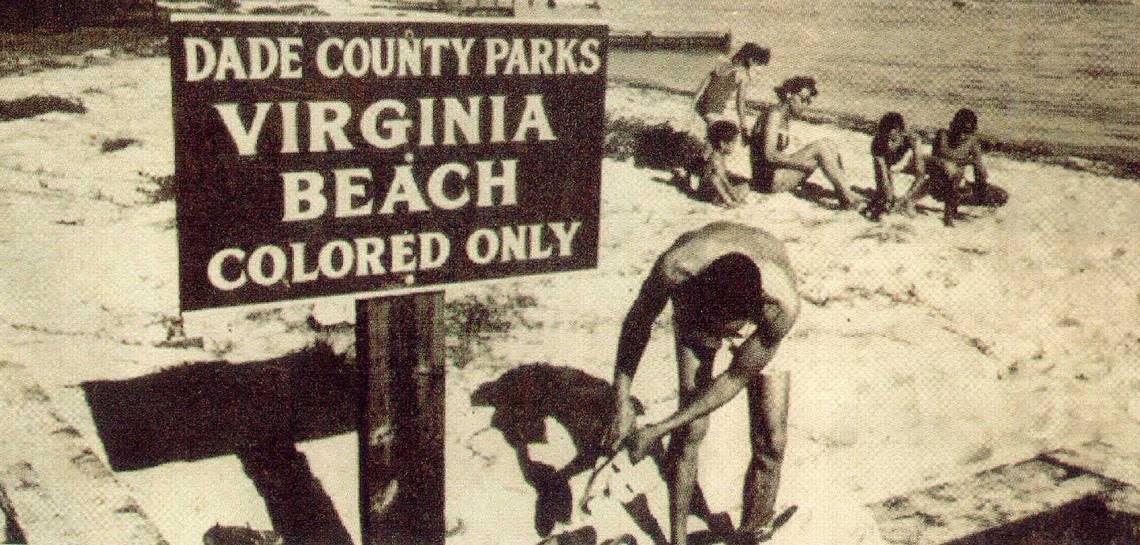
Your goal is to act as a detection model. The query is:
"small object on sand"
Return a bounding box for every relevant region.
[202,524,283,545]
[736,505,798,544]
[580,449,647,514]
[600,534,637,545]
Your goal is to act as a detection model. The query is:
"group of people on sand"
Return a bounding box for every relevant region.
[687,42,1006,227]
[591,43,1013,545]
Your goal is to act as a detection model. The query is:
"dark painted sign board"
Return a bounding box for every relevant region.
[170,15,607,311]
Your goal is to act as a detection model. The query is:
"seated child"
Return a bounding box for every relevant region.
[869,112,926,220]
[699,120,750,208]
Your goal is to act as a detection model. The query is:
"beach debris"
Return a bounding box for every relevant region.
[100,137,139,153]
[202,523,282,545]
[580,449,655,515]
[537,525,597,545]
[0,95,85,121]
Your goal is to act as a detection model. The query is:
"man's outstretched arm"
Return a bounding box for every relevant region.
[626,331,780,461]
[603,273,669,450]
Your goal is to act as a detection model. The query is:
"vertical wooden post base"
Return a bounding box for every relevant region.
[357,291,446,545]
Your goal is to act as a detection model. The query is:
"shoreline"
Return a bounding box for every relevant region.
[1,22,1134,180]
[608,78,1140,182]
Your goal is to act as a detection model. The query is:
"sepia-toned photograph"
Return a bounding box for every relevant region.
[0,0,1137,544]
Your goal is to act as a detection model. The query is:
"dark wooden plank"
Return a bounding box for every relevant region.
[870,458,1109,544]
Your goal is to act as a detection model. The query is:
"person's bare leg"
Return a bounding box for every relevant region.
[648,441,728,538]
[667,337,715,545]
[787,140,861,207]
[937,162,965,227]
[896,156,927,216]
[870,163,892,220]
[738,371,790,540]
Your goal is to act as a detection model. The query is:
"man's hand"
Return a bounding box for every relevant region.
[601,395,636,452]
[623,424,660,464]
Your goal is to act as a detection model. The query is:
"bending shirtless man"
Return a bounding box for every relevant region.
[604,222,800,545]
[750,76,863,209]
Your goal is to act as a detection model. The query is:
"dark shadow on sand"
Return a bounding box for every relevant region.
[80,343,356,545]
[792,181,850,211]
[604,119,703,172]
[472,363,644,537]
[472,363,733,544]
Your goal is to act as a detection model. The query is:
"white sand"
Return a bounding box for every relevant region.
[1,56,1138,545]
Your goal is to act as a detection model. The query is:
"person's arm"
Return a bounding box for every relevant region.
[692,73,712,113]
[929,129,956,175]
[873,155,894,206]
[908,134,927,180]
[625,327,782,461]
[970,139,989,187]
[603,269,670,450]
[735,74,750,140]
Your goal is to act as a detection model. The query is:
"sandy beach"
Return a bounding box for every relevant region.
[1,18,1139,544]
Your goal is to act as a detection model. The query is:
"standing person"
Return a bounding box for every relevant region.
[749,77,864,209]
[898,108,1006,226]
[869,112,927,219]
[680,43,770,190]
[603,222,800,545]
[694,43,771,138]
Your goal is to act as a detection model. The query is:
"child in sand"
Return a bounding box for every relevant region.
[681,43,770,190]
[897,108,1007,226]
[694,42,770,138]
[603,222,800,545]
[749,76,864,209]
[699,120,750,208]
[869,112,927,219]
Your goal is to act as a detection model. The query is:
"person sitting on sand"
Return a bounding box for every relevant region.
[749,76,864,209]
[869,112,927,219]
[603,221,800,545]
[694,42,770,138]
[699,120,751,208]
[897,108,1007,226]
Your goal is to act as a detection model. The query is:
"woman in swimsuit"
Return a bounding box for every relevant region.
[749,76,863,209]
[693,42,770,139]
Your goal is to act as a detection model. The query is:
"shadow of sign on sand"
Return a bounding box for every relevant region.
[80,343,357,545]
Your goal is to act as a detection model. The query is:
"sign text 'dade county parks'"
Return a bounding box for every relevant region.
[170,16,607,311]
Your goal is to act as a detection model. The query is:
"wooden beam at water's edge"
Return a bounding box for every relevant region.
[0,361,167,545]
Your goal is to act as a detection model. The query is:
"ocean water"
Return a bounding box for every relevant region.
[550,0,1139,174]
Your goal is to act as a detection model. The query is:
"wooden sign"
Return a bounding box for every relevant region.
[170,15,607,311]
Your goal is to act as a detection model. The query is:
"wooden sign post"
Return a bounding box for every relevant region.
[357,292,446,545]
